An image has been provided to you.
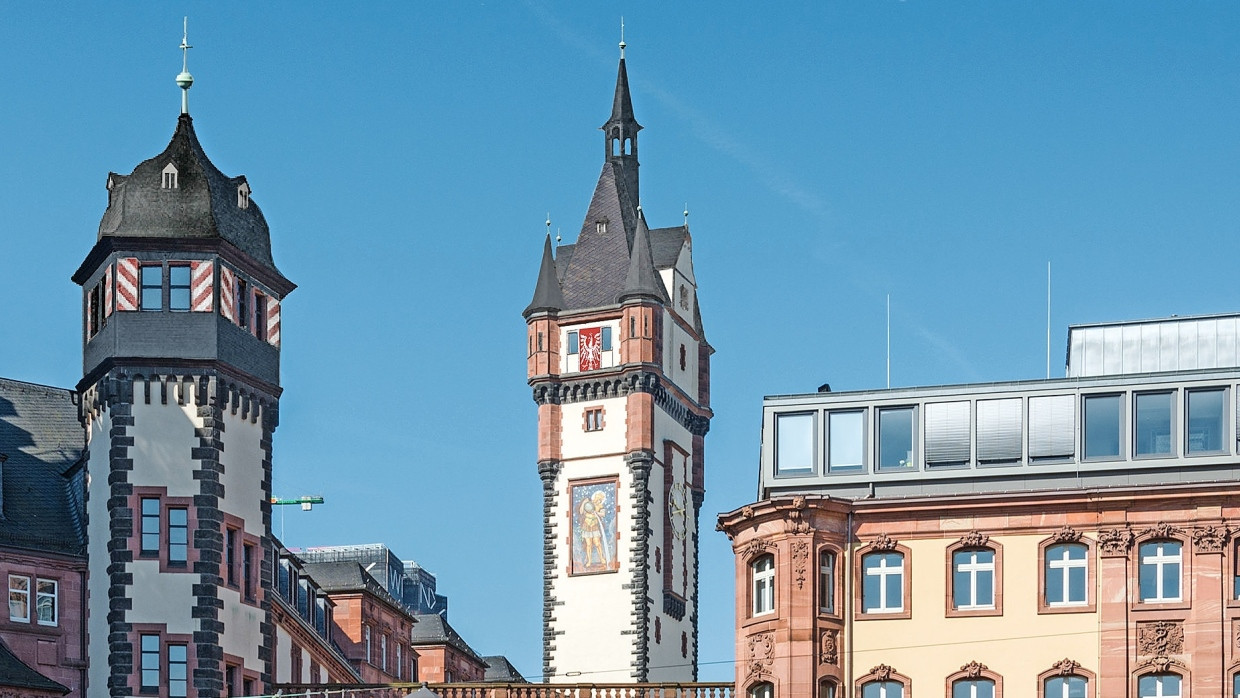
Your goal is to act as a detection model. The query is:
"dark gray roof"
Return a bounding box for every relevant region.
[482,655,526,683]
[649,226,687,269]
[523,234,566,317]
[603,58,641,132]
[619,219,668,303]
[301,561,407,613]
[0,378,85,557]
[0,637,69,694]
[553,243,575,283]
[409,613,483,663]
[98,114,281,274]
[558,160,641,309]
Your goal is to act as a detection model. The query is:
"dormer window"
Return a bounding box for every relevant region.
[162,163,179,189]
[596,221,607,235]
[237,182,251,210]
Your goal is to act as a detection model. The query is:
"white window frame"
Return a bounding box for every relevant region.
[35,578,57,626]
[819,550,835,614]
[1045,675,1088,698]
[1046,543,1088,606]
[8,575,30,622]
[1140,541,1182,603]
[381,633,388,671]
[1138,673,1182,698]
[752,555,775,616]
[953,678,996,698]
[863,552,904,613]
[364,625,372,663]
[953,549,996,610]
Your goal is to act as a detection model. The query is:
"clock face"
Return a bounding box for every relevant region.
[668,482,688,540]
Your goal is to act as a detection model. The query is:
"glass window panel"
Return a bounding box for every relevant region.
[926,401,970,466]
[601,326,612,351]
[829,411,864,471]
[775,413,815,475]
[1084,394,1122,459]
[819,682,836,698]
[1135,392,1174,456]
[818,551,835,613]
[1187,388,1225,453]
[1139,541,1181,602]
[862,563,882,612]
[878,407,915,470]
[953,680,994,698]
[140,265,162,311]
[1139,674,1181,697]
[1233,674,1239,698]
[567,331,579,354]
[884,565,902,610]
[1046,677,1087,698]
[1046,562,1065,605]
[169,265,191,311]
[35,580,56,625]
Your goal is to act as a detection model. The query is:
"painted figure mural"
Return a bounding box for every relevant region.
[571,479,619,574]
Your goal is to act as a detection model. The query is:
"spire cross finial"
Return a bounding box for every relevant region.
[619,17,626,58]
[684,203,689,225]
[176,17,195,115]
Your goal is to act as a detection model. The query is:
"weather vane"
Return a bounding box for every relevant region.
[176,17,194,115]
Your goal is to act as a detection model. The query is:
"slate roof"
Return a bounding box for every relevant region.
[97,114,281,274]
[649,226,688,269]
[482,655,526,683]
[524,234,567,316]
[0,378,85,557]
[0,637,69,694]
[409,613,484,664]
[619,219,667,303]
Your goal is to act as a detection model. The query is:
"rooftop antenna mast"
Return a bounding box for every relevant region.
[886,294,891,389]
[1046,261,1052,379]
[176,17,194,115]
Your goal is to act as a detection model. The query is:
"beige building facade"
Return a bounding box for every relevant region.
[719,314,1240,698]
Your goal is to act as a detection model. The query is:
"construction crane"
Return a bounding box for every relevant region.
[270,495,324,511]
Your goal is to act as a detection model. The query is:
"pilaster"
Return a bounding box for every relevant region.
[105,388,135,698]
[538,460,562,681]
[626,450,654,681]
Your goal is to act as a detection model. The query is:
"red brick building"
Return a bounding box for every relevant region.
[302,562,417,683]
[409,613,488,683]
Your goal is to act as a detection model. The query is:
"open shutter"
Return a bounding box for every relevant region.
[219,266,237,323]
[115,258,139,311]
[267,298,281,348]
[190,261,214,312]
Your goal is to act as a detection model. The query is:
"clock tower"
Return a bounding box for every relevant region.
[524,45,713,683]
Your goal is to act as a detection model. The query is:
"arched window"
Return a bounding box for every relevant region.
[952,548,996,610]
[752,554,775,616]
[748,681,773,698]
[1045,543,1088,606]
[861,681,903,698]
[1139,540,1182,602]
[1044,675,1087,698]
[861,551,904,614]
[1137,673,1181,698]
[818,680,837,698]
[819,550,836,614]
[953,678,996,698]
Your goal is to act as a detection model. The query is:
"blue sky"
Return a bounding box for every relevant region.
[2,1,1239,683]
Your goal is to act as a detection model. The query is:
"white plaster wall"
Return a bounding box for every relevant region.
[647,413,697,681]
[274,627,292,683]
[131,382,202,498]
[548,453,632,681]
[219,587,263,668]
[661,311,699,399]
[129,561,196,633]
[220,409,266,538]
[86,410,113,696]
[560,396,627,459]
[560,319,622,374]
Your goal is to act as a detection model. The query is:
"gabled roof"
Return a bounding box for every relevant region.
[649,226,688,269]
[301,561,407,615]
[0,378,85,557]
[558,160,641,309]
[0,638,69,694]
[409,613,484,664]
[97,114,283,276]
[482,655,526,683]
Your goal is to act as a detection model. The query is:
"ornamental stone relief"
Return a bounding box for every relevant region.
[870,533,898,551]
[1142,522,1182,540]
[958,531,989,548]
[819,630,838,665]
[960,661,987,678]
[740,539,773,561]
[1193,524,1230,553]
[1052,526,1082,543]
[747,632,774,677]
[791,540,810,589]
[869,664,897,681]
[1097,527,1135,555]
[1049,658,1081,676]
[1137,621,1184,657]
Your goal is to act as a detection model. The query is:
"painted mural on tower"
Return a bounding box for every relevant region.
[570,479,619,575]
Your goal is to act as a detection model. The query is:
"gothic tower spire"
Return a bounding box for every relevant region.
[602,43,642,209]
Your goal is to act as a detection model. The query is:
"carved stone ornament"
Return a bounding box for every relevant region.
[792,495,807,510]
[741,505,754,520]
[1143,522,1182,541]
[786,507,811,534]
[819,630,838,665]
[1140,655,1182,673]
[1097,527,1135,555]
[791,540,810,589]
[740,539,773,561]
[958,531,989,548]
[1137,621,1184,657]
[870,533,898,552]
[868,664,896,682]
[1234,622,1240,650]
[960,661,987,678]
[747,632,774,677]
[1050,658,1081,676]
[1193,524,1230,554]
[1052,526,1082,543]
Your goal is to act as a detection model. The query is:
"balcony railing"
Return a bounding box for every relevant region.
[275,683,736,698]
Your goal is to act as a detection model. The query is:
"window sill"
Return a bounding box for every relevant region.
[1039,602,1096,615]
[946,606,1001,618]
[1133,598,1190,613]
[855,609,911,621]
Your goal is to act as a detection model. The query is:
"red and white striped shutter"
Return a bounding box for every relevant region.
[190,261,214,312]
[103,265,114,317]
[115,258,139,311]
[219,266,237,323]
[267,299,281,348]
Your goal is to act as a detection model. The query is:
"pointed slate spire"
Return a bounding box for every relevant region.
[618,218,667,304]
[524,234,566,317]
[607,58,639,129]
